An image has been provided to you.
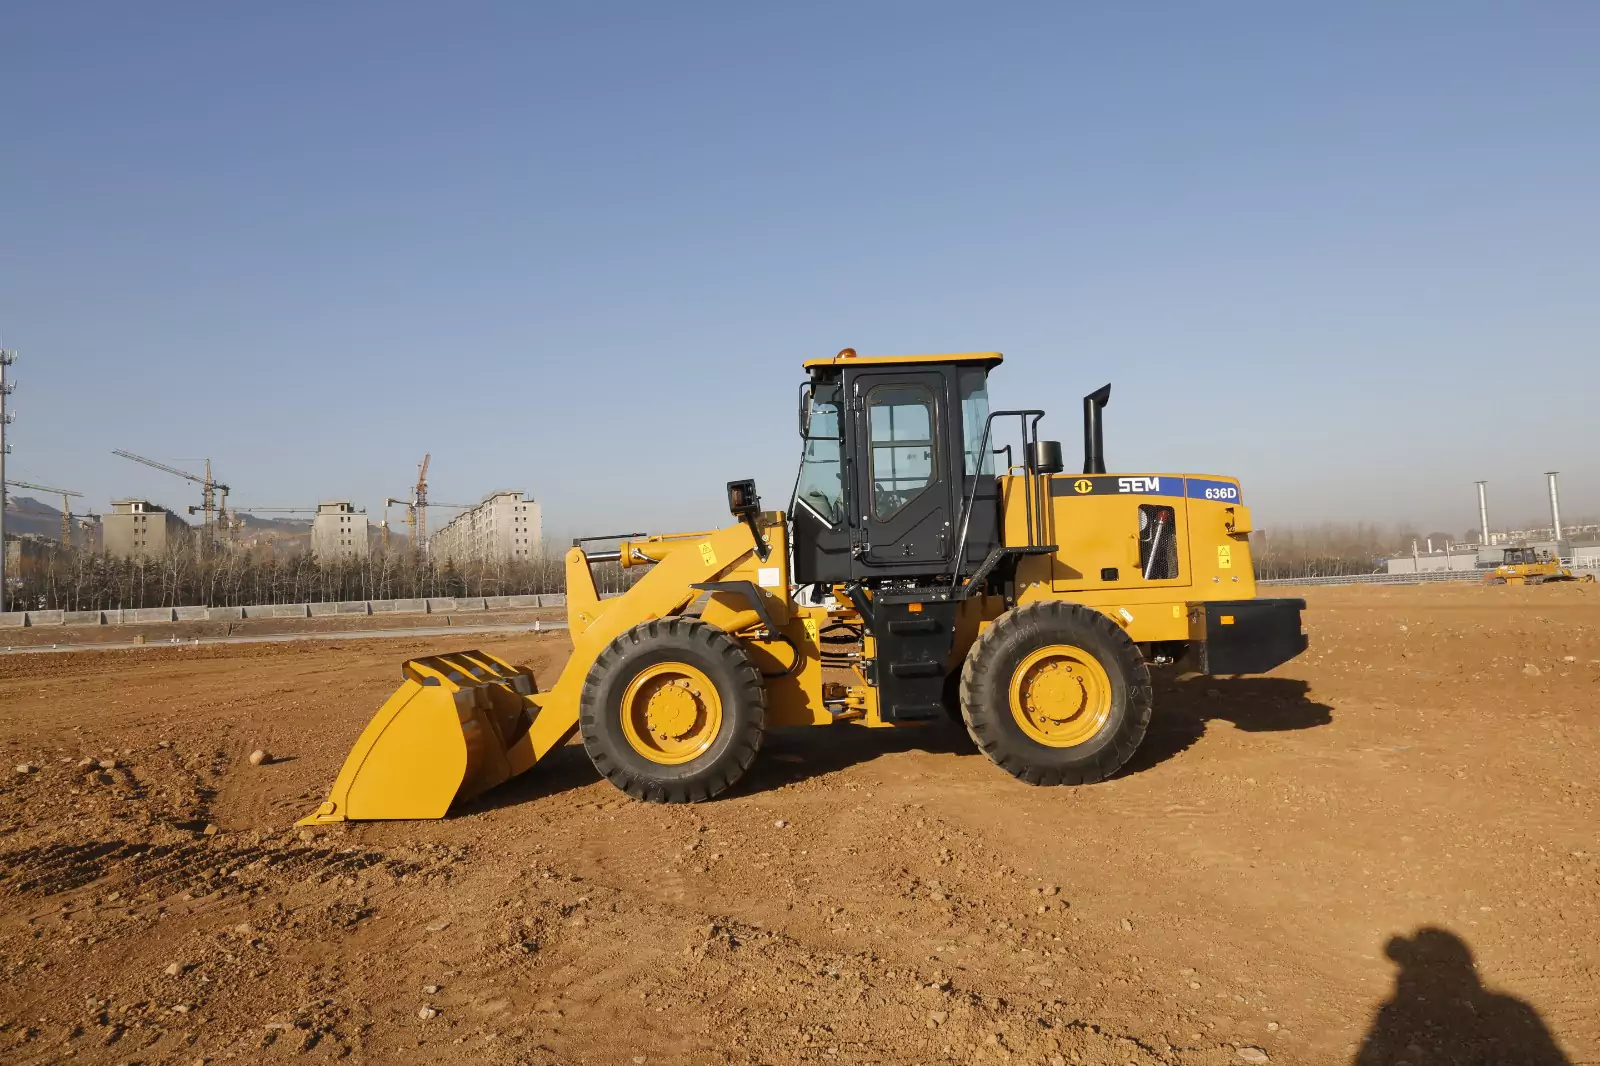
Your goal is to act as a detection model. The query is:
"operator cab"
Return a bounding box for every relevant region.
[790,349,1009,587]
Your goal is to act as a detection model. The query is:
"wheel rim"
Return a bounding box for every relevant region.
[620,662,723,765]
[1008,644,1113,748]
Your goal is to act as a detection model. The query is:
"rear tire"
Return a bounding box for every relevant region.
[960,602,1151,785]
[580,619,766,802]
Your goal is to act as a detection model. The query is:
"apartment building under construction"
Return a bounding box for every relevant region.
[428,491,541,564]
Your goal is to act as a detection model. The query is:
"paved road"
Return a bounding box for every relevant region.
[0,621,569,656]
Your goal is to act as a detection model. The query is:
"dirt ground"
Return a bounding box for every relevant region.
[0,584,1595,1065]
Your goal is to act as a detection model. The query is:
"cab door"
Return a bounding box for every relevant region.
[849,370,952,572]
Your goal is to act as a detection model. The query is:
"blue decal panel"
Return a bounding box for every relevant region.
[1187,478,1242,504]
[1050,475,1182,497]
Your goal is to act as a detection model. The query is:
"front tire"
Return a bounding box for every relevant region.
[960,602,1151,785]
[580,619,766,802]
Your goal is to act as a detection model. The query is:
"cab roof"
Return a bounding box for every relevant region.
[802,349,1003,371]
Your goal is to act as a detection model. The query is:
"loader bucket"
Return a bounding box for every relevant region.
[298,651,540,824]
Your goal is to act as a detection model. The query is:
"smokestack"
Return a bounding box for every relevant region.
[1547,471,1563,544]
[1081,384,1111,475]
[1476,481,1489,546]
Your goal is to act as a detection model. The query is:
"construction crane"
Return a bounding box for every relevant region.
[4,479,83,548]
[383,491,472,553]
[112,450,230,542]
[414,454,431,553]
[382,498,406,551]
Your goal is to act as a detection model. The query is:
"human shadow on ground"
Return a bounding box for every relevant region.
[1354,927,1571,1065]
[1119,673,1332,775]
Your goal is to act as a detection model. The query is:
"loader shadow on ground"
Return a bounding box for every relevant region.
[1121,674,1332,776]
[460,741,606,814]
[462,676,1330,814]
[462,717,979,814]
[741,717,979,793]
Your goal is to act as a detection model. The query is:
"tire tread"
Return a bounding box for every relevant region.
[579,618,766,803]
[960,601,1152,786]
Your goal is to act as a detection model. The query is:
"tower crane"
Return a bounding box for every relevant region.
[111,450,230,542]
[382,498,407,551]
[4,479,83,548]
[414,454,431,552]
[384,490,472,553]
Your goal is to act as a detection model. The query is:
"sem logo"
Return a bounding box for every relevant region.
[1073,479,1093,494]
[1118,476,1163,493]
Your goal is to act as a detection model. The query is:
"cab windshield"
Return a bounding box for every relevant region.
[795,386,844,525]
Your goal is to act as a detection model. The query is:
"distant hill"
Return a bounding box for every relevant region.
[2,496,103,550]
[233,512,312,533]
[4,495,68,540]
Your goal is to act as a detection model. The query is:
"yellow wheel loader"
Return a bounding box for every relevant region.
[302,350,1308,823]
[1482,546,1593,586]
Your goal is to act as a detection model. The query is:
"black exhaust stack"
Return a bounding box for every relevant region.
[1082,384,1111,474]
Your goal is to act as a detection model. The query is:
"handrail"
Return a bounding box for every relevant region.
[950,409,1046,594]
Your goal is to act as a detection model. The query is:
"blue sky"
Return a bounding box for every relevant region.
[3,3,1597,540]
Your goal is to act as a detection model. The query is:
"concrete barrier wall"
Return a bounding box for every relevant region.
[308,601,373,617]
[3,593,566,627]
[130,607,177,623]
